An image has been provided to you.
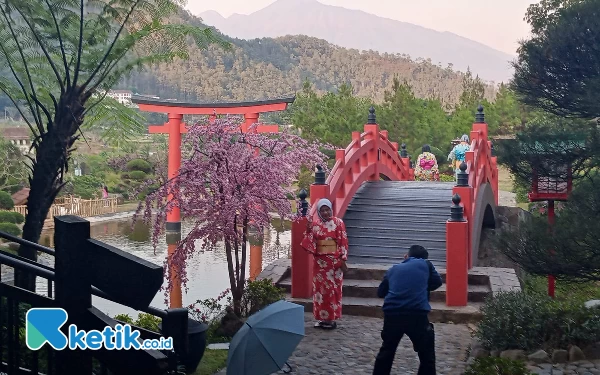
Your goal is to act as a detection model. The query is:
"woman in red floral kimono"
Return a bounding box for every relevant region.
[301,198,349,329]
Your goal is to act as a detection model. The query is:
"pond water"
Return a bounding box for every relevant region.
[34,216,291,318]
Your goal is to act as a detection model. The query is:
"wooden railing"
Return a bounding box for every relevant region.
[0,216,189,374]
[13,197,118,221]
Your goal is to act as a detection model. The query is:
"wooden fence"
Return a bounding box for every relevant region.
[13,197,118,222]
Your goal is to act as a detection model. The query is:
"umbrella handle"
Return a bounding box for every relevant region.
[282,362,293,373]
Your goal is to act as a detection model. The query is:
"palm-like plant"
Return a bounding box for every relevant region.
[0,0,228,289]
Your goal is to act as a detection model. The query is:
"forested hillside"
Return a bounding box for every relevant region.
[115,9,497,107]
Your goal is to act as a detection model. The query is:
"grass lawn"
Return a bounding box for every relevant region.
[194,349,228,375]
[524,275,600,303]
[497,165,514,192]
[116,202,142,213]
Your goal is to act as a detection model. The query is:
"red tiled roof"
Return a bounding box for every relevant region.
[11,187,29,205]
[1,127,30,140]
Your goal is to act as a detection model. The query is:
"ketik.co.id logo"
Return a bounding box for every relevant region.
[26,308,173,350]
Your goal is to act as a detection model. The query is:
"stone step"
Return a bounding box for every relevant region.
[285,294,483,324]
[278,277,491,302]
[339,263,489,285]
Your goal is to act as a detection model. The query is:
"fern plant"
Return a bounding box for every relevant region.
[0,0,229,288]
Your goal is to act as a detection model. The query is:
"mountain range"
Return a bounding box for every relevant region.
[113,7,499,107]
[199,0,515,83]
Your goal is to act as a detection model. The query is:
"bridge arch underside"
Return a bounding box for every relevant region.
[471,183,496,264]
[342,181,455,267]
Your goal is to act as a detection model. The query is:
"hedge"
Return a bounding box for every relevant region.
[0,191,14,210]
[0,211,24,224]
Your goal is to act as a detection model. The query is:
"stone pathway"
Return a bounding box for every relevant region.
[527,361,600,375]
[218,313,472,374]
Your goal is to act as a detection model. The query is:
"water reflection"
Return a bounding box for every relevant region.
[36,217,291,317]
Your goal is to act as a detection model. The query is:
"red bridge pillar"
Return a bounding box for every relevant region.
[446,193,468,306]
[453,163,474,269]
[291,165,328,298]
[291,190,312,298]
[364,111,380,181]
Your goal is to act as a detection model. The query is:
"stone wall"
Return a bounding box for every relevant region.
[476,206,532,282]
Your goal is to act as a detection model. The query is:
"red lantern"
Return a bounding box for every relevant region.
[528,160,573,202]
[528,160,573,299]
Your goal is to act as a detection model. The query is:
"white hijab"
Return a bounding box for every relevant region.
[316,198,333,222]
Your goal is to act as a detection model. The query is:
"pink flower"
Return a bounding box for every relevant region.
[135,115,330,305]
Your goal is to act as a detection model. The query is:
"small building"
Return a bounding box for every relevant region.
[1,127,33,154]
[106,90,133,105]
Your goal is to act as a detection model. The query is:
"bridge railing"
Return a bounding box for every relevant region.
[291,107,413,298]
[446,106,499,306]
[308,107,413,220]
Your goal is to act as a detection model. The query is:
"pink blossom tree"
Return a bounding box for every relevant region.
[137,115,330,316]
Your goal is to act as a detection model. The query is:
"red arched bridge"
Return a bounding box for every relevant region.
[293,106,499,306]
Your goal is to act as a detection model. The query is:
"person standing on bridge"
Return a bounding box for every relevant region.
[414,145,440,182]
[372,245,443,375]
[447,135,470,181]
[301,198,349,329]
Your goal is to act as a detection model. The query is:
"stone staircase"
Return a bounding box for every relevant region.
[277,263,495,324]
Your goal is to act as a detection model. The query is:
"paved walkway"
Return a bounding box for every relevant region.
[218,313,472,375]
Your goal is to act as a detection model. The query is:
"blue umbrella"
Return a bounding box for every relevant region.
[227,300,305,375]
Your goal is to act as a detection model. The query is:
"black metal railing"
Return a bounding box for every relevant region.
[0,215,190,375]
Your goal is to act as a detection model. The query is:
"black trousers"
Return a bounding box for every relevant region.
[372,314,436,375]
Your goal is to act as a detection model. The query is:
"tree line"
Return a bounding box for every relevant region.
[285,71,529,160]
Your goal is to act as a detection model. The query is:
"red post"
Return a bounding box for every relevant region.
[166,113,183,308]
[167,113,182,225]
[453,185,473,269]
[291,189,313,298]
[364,123,379,181]
[446,194,468,306]
[291,216,313,298]
[548,200,556,298]
[243,112,259,133]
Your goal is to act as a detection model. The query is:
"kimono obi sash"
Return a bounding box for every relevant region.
[317,239,337,254]
[420,159,435,170]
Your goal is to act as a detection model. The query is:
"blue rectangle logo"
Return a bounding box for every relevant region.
[26,308,173,351]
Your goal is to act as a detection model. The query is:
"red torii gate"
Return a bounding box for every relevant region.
[132,95,296,308]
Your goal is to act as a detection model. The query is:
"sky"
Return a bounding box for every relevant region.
[184,0,538,56]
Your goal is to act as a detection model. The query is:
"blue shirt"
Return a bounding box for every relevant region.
[377,257,443,315]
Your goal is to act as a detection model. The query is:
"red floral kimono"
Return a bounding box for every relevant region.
[301,217,349,321]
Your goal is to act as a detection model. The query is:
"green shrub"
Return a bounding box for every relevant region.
[113,313,135,324]
[113,313,161,332]
[513,177,530,204]
[476,291,600,351]
[296,167,313,193]
[439,174,455,182]
[126,159,152,173]
[70,175,103,199]
[0,191,14,210]
[0,222,21,236]
[464,357,533,375]
[134,313,161,332]
[124,170,148,181]
[241,278,286,317]
[0,211,24,224]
